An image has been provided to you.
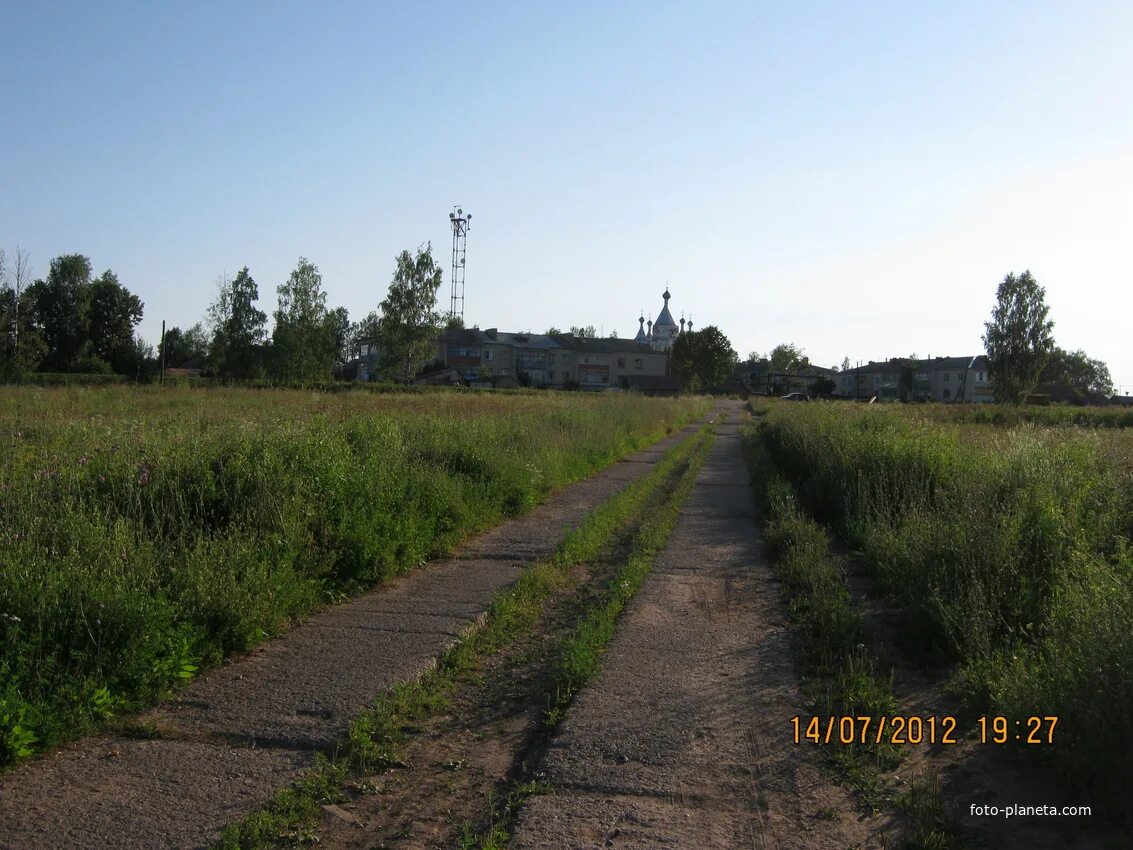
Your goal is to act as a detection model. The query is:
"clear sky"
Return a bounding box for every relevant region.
[3,1,1132,389]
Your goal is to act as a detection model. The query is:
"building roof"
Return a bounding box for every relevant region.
[440,327,658,356]
[439,328,564,350]
[841,355,989,375]
[552,334,657,355]
[919,355,986,371]
[654,288,677,330]
[633,315,647,344]
[495,331,563,350]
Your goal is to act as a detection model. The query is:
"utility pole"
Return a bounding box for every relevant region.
[160,320,166,385]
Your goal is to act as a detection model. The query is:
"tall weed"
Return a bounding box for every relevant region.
[0,387,708,763]
[746,403,1133,816]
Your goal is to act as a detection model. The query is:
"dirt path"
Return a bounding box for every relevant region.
[0,420,706,850]
[510,406,886,849]
[305,561,590,850]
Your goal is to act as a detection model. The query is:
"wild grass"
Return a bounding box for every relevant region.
[218,422,716,849]
[894,772,958,850]
[0,385,708,765]
[909,401,1133,429]
[743,438,900,804]
[745,402,1133,819]
[752,397,1133,429]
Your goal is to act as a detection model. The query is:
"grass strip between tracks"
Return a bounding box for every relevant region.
[542,423,715,729]
[219,421,717,850]
[462,419,717,849]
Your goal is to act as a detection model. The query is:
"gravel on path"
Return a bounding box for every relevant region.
[0,421,705,850]
[510,403,883,849]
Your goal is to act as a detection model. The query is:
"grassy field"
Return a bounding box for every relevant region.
[0,386,708,765]
[885,400,1133,429]
[744,400,1133,819]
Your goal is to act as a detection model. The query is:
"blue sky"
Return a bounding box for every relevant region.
[3,1,1132,388]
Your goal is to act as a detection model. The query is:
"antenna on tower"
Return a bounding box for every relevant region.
[448,206,471,322]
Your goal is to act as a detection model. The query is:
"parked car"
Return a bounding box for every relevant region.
[780,392,810,401]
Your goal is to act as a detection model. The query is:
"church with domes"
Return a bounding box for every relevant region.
[633,288,692,352]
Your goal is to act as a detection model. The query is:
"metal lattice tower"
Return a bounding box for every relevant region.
[448,206,471,321]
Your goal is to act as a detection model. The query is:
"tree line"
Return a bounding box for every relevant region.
[736,274,1115,402]
[3,247,1114,400]
[0,252,147,377]
[0,245,445,384]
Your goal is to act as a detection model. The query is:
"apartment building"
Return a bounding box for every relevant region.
[837,355,993,402]
[915,356,993,402]
[837,359,903,400]
[436,328,668,389]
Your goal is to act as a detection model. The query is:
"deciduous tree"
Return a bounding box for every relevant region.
[671,325,737,392]
[982,270,1054,404]
[376,245,443,382]
[0,248,45,374]
[207,267,267,381]
[271,258,339,383]
[19,255,144,374]
[25,254,93,371]
[350,310,381,361]
[327,306,352,368]
[767,343,809,373]
[1039,347,1113,396]
[159,323,209,367]
[86,270,143,373]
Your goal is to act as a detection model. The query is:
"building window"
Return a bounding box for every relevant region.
[547,353,555,364]
[485,350,493,362]
[634,358,642,369]
[617,357,626,368]
[943,372,949,381]
[978,371,986,381]
[957,372,964,381]
[943,388,951,399]
[874,375,881,385]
